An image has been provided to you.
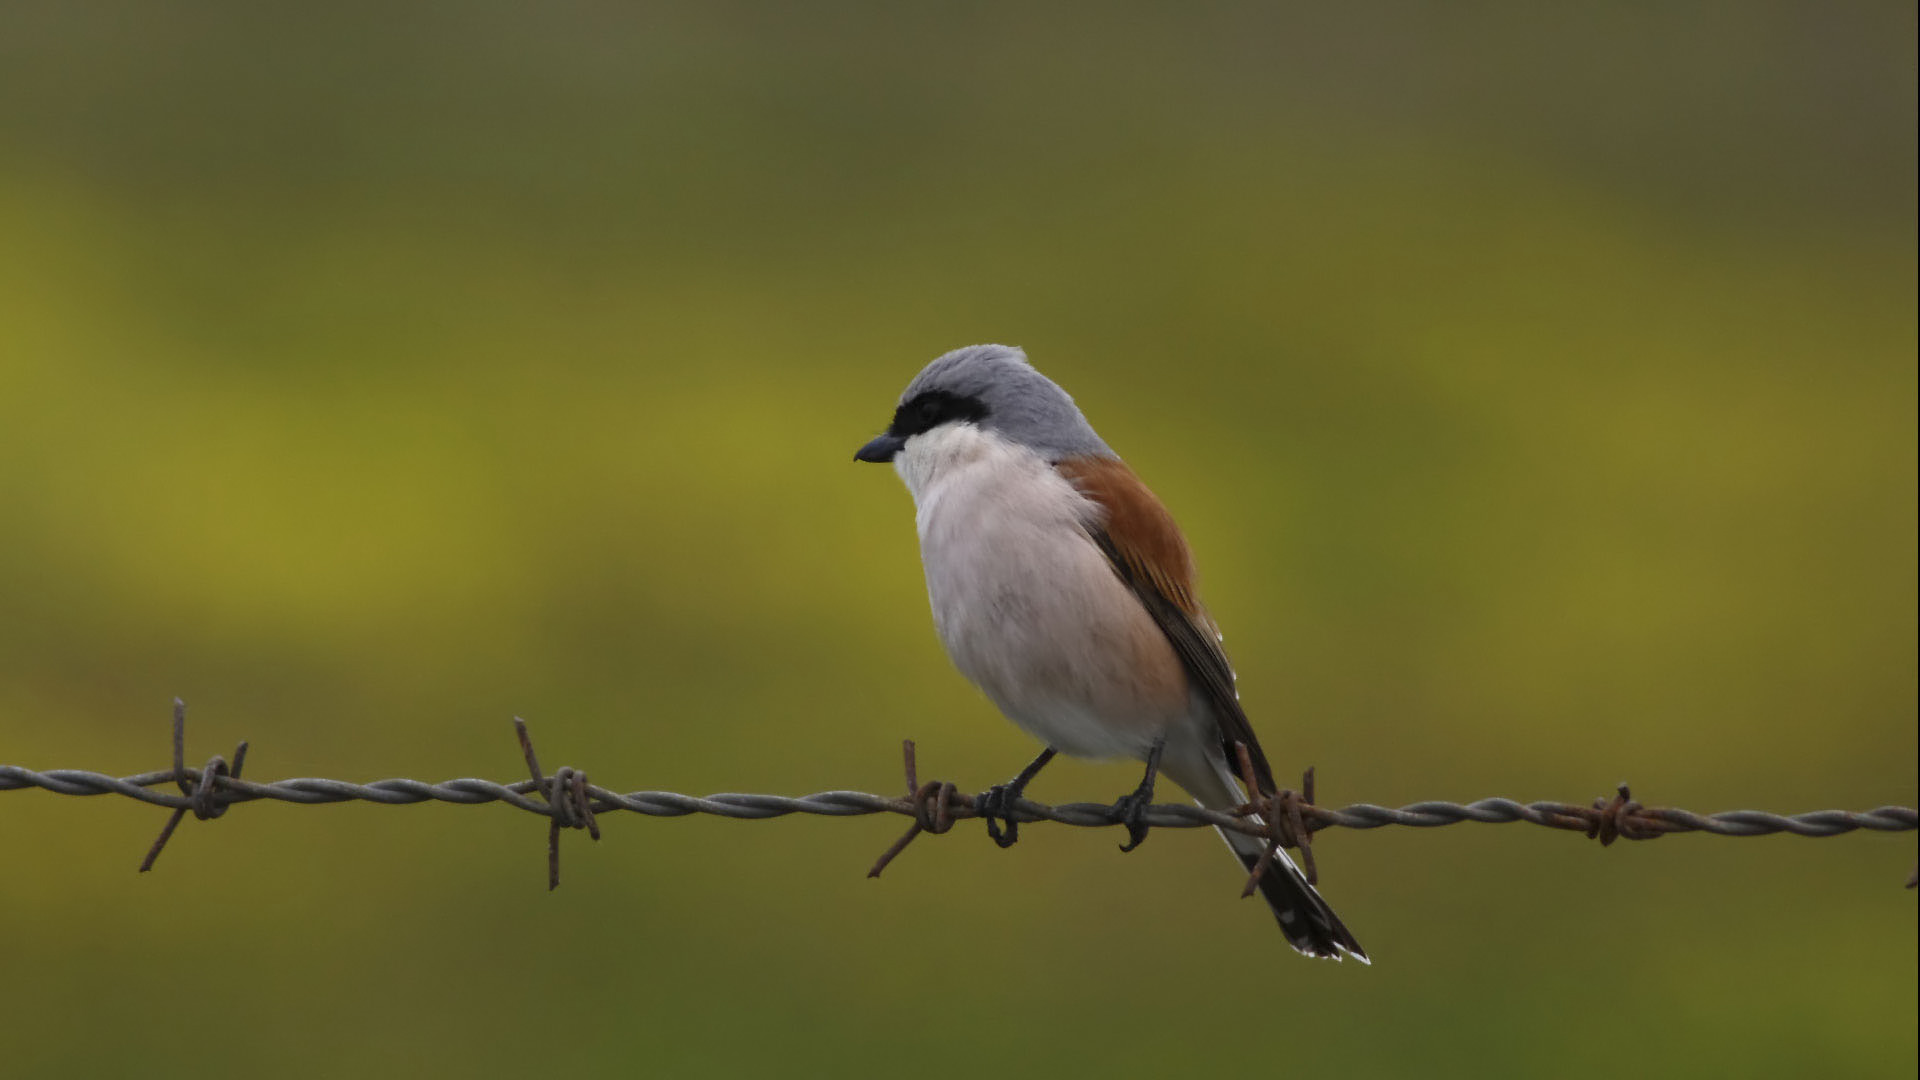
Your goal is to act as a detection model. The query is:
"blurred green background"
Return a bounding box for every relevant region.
[2,3,1913,1077]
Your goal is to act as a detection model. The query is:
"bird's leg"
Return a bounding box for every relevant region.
[978,746,1056,849]
[1111,737,1166,852]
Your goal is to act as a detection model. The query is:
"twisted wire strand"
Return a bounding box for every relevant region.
[4,764,1914,839]
[4,702,1914,891]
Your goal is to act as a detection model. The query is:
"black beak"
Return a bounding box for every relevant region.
[853,433,905,463]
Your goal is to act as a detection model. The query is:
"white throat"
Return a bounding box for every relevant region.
[893,423,1028,506]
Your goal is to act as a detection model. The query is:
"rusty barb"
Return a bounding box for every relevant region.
[865,740,966,878]
[1230,741,1317,894]
[2,703,1913,892]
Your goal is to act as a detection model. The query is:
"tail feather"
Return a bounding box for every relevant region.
[1228,837,1369,962]
[1164,742,1369,962]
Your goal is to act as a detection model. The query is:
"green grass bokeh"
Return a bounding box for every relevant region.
[1,4,1913,1077]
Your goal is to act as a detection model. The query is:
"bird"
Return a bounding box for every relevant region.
[853,343,1367,961]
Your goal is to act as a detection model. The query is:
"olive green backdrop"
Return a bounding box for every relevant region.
[2,3,1914,1077]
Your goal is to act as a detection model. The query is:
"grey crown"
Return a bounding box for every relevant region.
[900,344,1115,461]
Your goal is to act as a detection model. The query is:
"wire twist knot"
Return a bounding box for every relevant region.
[910,779,961,835]
[1589,784,1661,845]
[514,719,603,889]
[185,754,236,821]
[544,765,601,838]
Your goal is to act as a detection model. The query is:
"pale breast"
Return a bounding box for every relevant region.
[899,426,1190,759]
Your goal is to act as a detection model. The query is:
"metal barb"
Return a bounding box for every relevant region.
[1227,749,1321,889]
[1230,742,1278,897]
[867,740,962,879]
[1282,771,1317,886]
[137,699,247,873]
[512,718,600,890]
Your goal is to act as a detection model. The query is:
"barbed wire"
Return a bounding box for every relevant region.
[2,701,1914,889]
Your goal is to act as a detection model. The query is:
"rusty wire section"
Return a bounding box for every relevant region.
[1,701,1914,888]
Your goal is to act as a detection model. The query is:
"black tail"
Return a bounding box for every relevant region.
[1235,846,1369,962]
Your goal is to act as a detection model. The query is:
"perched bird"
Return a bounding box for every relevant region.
[854,344,1367,961]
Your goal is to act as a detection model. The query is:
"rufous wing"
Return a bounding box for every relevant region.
[1055,455,1279,795]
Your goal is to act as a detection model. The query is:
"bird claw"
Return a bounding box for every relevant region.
[975,746,1056,850]
[1112,737,1164,852]
[1111,787,1153,852]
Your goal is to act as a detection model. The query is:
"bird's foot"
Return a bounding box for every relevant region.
[977,783,1023,849]
[1110,784,1154,852]
[1112,737,1166,853]
[976,746,1057,850]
